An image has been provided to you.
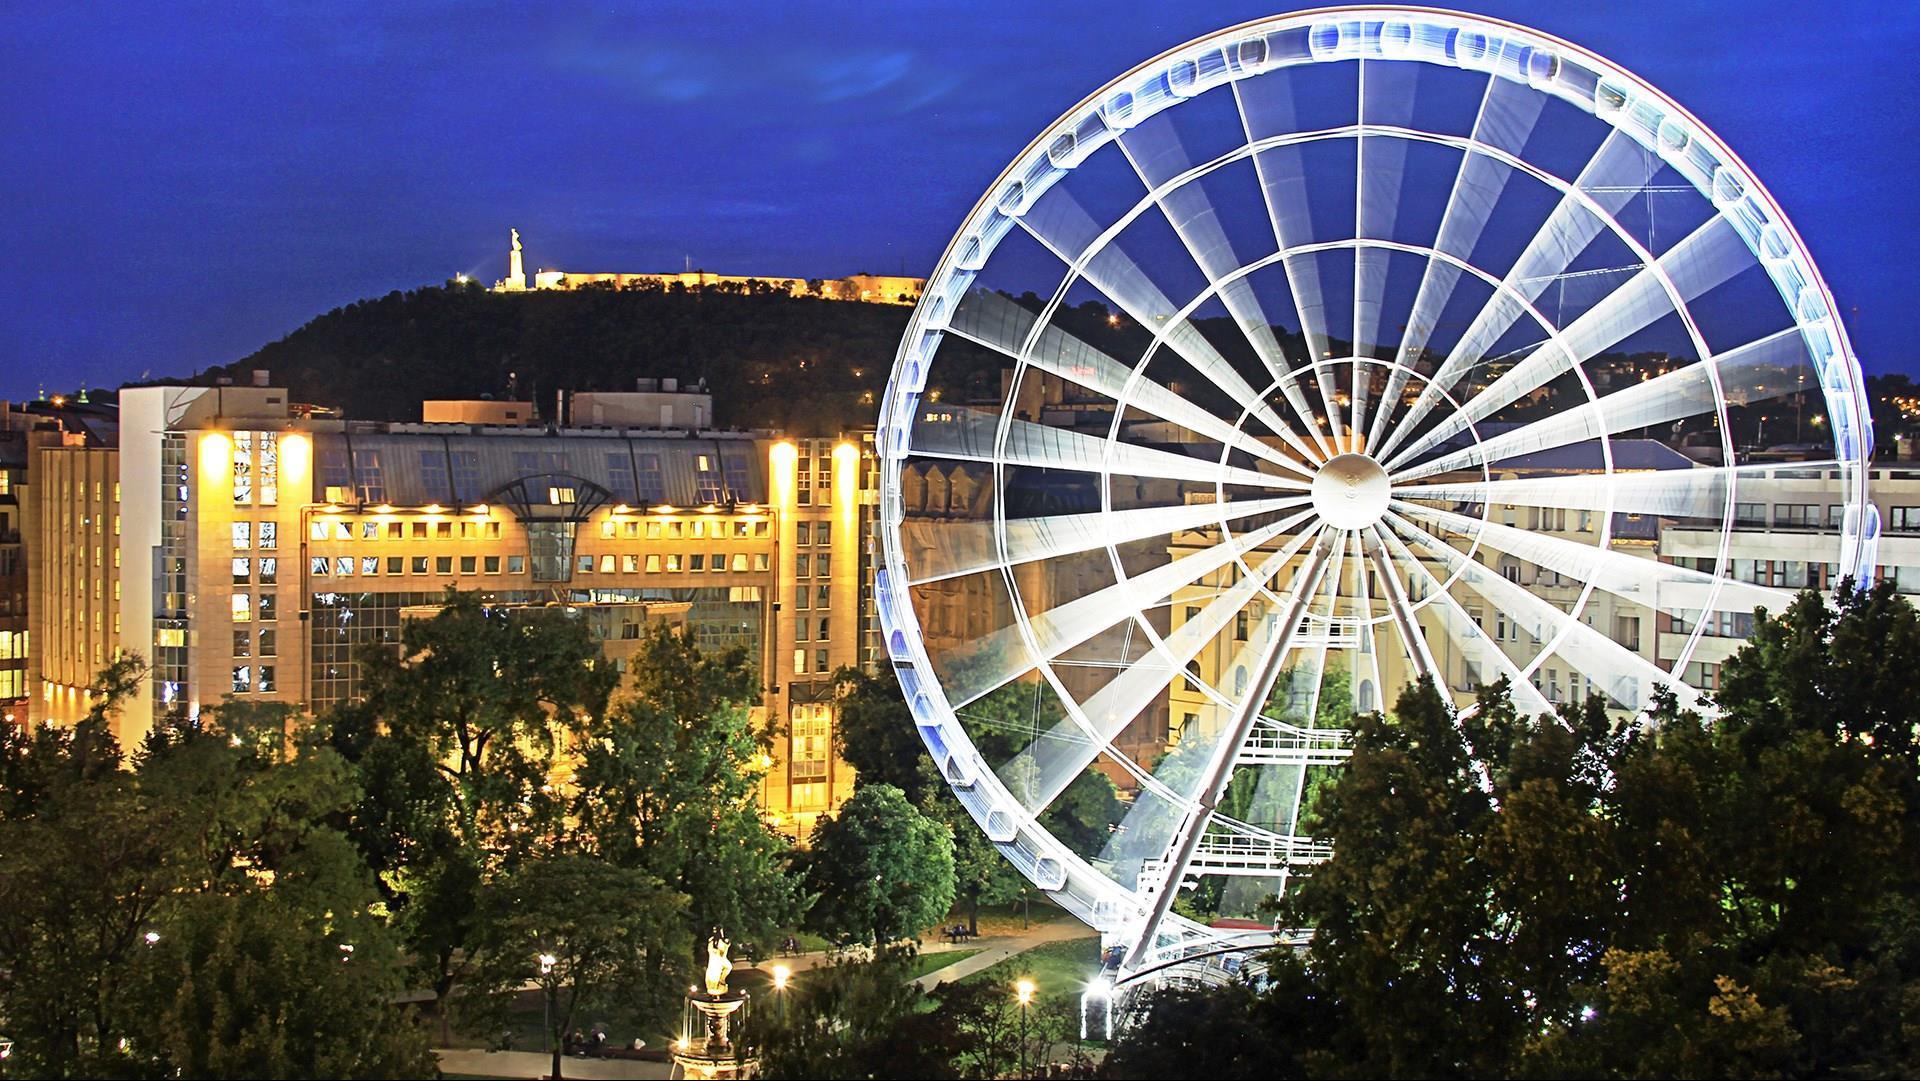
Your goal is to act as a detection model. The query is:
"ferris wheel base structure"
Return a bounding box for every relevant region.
[874,6,1874,990]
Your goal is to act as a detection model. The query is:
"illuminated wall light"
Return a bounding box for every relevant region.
[770,440,799,508]
[198,432,232,484]
[279,431,310,488]
[834,441,859,523]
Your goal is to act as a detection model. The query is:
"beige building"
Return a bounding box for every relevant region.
[29,382,875,834]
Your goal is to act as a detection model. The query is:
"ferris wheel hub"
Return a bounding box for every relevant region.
[1310,453,1390,530]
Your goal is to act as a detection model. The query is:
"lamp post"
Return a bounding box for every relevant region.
[539,952,558,1072]
[1015,978,1036,1079]
[771,964,791,1024]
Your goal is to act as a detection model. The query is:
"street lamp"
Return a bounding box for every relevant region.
[1015,978,1036,1079]
[539,953,558,1062]
[143,931,160,946]
[771,964,791,1023]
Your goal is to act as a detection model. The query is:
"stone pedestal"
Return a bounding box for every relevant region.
[670,989,757,1080]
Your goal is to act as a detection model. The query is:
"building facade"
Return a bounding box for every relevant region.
[28,383,875,834]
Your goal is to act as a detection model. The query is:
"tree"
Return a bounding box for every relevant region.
[1101,975,1317,1081]
[573,624,804,964]
[834,669,1021,934]
[802,784,955,947]
[462,854,689,1081]
[326,590,616,1027]
[1111,583,1920,1078]
[0,666,436,1079]
[0,653,140,820]
[127,889,436,1079]
[756,948,959,1080]
[349,590,615,852]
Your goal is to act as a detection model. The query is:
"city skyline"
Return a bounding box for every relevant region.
[3,0,1917,403]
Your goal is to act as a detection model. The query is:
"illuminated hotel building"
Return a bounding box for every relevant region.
[31,383,873,832]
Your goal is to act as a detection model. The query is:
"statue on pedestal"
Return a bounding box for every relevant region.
[704,929,734,996]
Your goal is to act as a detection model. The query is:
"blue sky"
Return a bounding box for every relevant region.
[2,0,1915,400]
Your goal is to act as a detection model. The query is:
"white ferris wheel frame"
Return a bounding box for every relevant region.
[872,6,1876,983]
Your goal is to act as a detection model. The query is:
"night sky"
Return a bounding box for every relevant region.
[3,0,1915,402]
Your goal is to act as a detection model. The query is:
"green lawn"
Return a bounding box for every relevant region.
[956,936,1104,1014]
[905,947,981,980]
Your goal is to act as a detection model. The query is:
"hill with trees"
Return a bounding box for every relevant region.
[175,276,1901,454]
[205,280,917,435]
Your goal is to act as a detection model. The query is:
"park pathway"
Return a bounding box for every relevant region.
[912,916,1094,990]
[434,1048,670,1079]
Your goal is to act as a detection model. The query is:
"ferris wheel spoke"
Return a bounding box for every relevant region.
[1126,534,1339,967]
[904,494,1310,585]
[1349,59,1376,444]
[941,516,1303,710]
[1232,84,1344,457]
[1375,130,1664,463]
[1372,524,1554,715]
[1393,458,1845,523]
[1391,327,1806,482]
[1253,527,1347,888]
[909,405,1299,492]
[945,291,1313,477]
[1009,193,1326,467]
[1345,531,1384,715]
[1370,76,1547,453]
[1383,510,1699,715]
[1001,528,1321,817]
[1384,213,1751,475]
[1112,127,1311,432]
[1362,525,1431,686]
[1393,499,1794,617]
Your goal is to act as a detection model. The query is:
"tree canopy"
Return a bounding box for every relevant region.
[802,783,956,947]
[0,669,435,1079]
[1104,581,1920,1079]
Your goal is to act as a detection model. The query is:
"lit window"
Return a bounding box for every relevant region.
[232,522,252,550]
[232,594,252,622]
[258,432,279,506]
[233,432,253,504]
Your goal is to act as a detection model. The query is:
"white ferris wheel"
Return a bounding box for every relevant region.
[873,7,1875,986]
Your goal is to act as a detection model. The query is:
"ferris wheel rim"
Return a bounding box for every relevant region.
[873,6,1876,980]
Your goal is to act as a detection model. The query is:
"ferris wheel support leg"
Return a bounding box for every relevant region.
[1123,534,1337,972]
[1366,527,1442,687]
